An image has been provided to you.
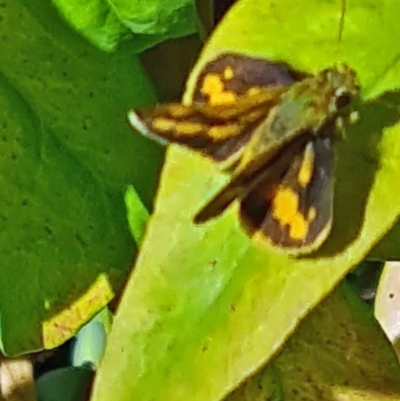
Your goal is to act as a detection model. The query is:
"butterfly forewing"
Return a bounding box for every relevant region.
[191,54,295,103]
[129,86,288,163]
[129,54,295,163]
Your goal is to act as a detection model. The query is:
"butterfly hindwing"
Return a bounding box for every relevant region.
[193,131,312,223]
[240,135,334,253]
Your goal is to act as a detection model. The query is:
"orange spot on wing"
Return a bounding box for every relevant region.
[201,73,224,95]
[297,144,315,187]
[290,215,308,240]
[201,73,237,106]
[308,206,317,221]
[175,121,204,135]
[208,124,240,140]
[246,86,262,96]
[167,104,194,118]
[152,117,178,132]
[271,187,314,241]
[223,66,234,80]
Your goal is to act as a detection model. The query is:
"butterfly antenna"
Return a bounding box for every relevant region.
[338,0,346,43]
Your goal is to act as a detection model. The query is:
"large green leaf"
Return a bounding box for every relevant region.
[93,0,400,400]
[0,0,162,355]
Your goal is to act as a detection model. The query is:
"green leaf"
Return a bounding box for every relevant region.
[93,0,400,400]
[0,0,163,355]
[50,0,132,52]
[36,367,93,401]
[124,185,149,244]
[108,0,197,36]
[51,0,198,52]
[227,283,400,401]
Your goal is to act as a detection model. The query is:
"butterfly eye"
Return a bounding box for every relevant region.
[335,93,352,109]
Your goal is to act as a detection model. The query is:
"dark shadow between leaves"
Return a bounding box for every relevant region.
[309,90,400,258]
[368,218,400,261]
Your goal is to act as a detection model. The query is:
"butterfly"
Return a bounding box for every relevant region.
[128,54,359,254]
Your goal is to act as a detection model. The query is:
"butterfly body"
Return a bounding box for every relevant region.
[129,54,359,254]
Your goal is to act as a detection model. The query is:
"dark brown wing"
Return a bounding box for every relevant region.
[240,136,334,254]
[194,133,311,223]
[128,86,287,162]
[191,53,295,103]
[129,53,295,163]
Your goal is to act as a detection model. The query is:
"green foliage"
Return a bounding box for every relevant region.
[36,367,93,401]
[51,0,198,52]
[0,0,163,355]
[124,185,149,244]
[3,0,400,399]
[226,283,400,400]
[49,0,132,53]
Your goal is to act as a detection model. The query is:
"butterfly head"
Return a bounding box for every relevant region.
[326,64,360,111]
